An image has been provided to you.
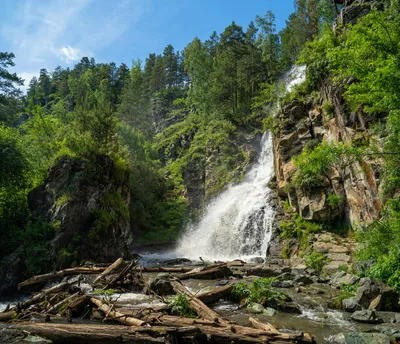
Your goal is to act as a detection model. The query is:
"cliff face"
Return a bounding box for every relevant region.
[28,154,133,265]
[273,0,385,228]
[273,84,382,226]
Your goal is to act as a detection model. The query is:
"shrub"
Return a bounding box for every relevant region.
[305,251,328,274]
[168,294,198,318]
[232,278,289,306]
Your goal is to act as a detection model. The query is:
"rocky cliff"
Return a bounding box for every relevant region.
[273,93,381,226]
[28,154,133,265]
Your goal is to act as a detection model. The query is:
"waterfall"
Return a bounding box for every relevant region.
[176,133,275,261]
[175,65,306,262]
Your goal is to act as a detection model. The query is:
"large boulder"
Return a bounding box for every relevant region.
[357,278,399,311]
[149,273,174,296]
[330,332,391,344]
[28,155,133,266]
[343,297,362,312]
[351,310,383,324]
[0,249,26,296]
[330,271,360,288]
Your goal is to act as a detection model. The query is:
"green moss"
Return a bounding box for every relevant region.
[55,193,72,207]
[101,191,129,221]
[280,213,321,250]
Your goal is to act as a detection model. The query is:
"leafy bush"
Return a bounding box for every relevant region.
[327,194,344,208]
[293,142,361,191]
[168,294,198,318]
[280,213,321,250]
[232,278,289,306]
[368,248,400,292]
[305,251,328,274]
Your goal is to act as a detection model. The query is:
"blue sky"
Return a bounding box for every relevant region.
[1,0,294,89]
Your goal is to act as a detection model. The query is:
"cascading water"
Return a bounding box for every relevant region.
[176,132,275,261]
[175,65,306,262]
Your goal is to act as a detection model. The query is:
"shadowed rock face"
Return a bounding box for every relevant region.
[28,154,133,266]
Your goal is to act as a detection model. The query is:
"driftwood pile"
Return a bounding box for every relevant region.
[0,258,315,344]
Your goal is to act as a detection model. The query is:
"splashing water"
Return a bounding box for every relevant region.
[176,132,274,261]
[175,65,306,262]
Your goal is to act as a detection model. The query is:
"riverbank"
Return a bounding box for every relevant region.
[1,255,399,343]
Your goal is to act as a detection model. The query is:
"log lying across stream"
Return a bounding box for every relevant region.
[2,258,316,343]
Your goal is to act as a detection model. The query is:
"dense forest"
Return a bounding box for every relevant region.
[1,0,400,296]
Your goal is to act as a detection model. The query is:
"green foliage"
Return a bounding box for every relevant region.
[92,289,117,295]
[356,200,400,291]
[330,283,358,309]
[232,282,251,301]
[293,142,361,190]
[321,101,335,118]
[368,248,400,292]
[327,194,344,208]
[55,193,72,207]
[168,294,198,318]
[23,220,57,276]
[305,251,328,274]
[232,278,289,306]
[280,213,321,240]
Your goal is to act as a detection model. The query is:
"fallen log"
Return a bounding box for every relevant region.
[21,282,71,309]
[18,267,106,288]
[249,316,279,334]
[134,266,194,273]
[47,292,83,314]
[11,323,168,343]
[0,311,15,322]
[11,321,315,344]
[90,297,145,326]
[93,258,125,286]
[170,280,227,323]
[176,264,232,280]
[197,284,233,304]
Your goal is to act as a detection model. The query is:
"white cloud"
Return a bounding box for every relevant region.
[18,71,39,92]
[1,0,149,81]
[59,45,81,63]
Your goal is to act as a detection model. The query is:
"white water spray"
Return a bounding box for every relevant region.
[175,65,306,262]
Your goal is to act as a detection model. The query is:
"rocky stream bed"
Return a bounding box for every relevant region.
[0,254,399,344]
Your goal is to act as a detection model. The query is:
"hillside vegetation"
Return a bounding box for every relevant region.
[1,0,400,293]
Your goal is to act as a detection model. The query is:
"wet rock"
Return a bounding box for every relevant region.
[249,257,265,264]
[271,280,294,288]
[291,265,307,275]
[276,272,294,281]
[270,299,301,314]
[357,278,399,311]
[293,275,313,285]
[351,310,383,324]
[373,324,400,340]
[377,312,400,324]
[163,258,192,266]
[330,332,391,344]
[246,266,281,278]
[149,273,174,295]
[0,326,52,344]
[357,278,381,309]
[0,248,26,296]
[331,271,360,288]
[216,280,230,286]
[343,297,362,312]
[247,303,265,314]
[263,307,277,316]
[0,327,27,344]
